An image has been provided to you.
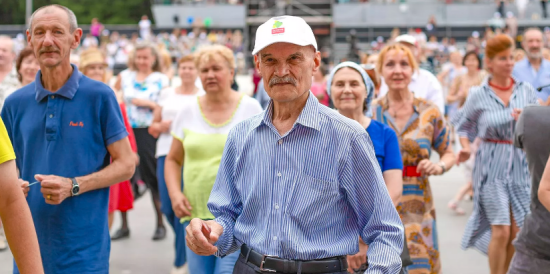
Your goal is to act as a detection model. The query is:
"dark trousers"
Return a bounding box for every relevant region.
[233,254,347,274]
[133,128,159,199]
[542,0,548,18]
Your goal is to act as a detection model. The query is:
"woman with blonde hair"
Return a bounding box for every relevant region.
[455,34,538,274]
[79,48,139,236]
[165,44,262,274]
[372,43,456,274]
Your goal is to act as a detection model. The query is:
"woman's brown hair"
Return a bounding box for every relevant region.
[15,47,35,82]
[485,34,514,59]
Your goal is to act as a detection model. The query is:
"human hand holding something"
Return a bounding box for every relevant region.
[417,159,444,176]
[347,240,368,273]
[20,179,30,198]
[170,192,192,218]
[186,219,223,256]
[36,174,73,205]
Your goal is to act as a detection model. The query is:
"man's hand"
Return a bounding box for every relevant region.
[20,179,30,198]
[186,219,223,256]
[347,240,368,273]
[170,192,193,218]
[36,174,72,205]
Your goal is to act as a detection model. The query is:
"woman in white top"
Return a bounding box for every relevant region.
[119,43,169,241]
[165,45,262,274]
[149,55,204,273]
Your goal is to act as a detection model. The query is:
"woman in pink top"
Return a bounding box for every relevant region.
[311,63,329,106]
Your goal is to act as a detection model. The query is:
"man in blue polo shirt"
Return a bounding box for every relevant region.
[1,5,135,274]
[513,28,550,103]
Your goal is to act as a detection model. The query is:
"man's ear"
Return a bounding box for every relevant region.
[72,28,83,50]
[254,54,261,75]
[312,50,321,73]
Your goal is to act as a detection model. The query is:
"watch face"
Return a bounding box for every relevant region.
[72,185,80,195]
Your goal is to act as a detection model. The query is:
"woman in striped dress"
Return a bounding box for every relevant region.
[372,43,456,274]
[454,34,538,274]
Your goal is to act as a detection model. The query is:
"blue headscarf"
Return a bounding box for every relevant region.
[326,61,374,114]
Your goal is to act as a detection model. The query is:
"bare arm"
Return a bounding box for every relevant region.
[0,160,44,274]
[148,106,165,138]
[538,156,550,211]
[446,76,461,103]
[114,74,122,92]
[383,169,403,206]
[165,138,192,218]
[37,138,135,205]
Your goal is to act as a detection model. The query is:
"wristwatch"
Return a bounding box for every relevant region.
[70,178,80,196]
[438,162,447,174]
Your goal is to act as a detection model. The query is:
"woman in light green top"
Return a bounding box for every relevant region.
[164,45,262,274]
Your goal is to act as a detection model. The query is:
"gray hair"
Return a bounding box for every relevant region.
[28,5,78,33]
[132,42,161,72]
[523,27,543,40]
[0,36,14,53]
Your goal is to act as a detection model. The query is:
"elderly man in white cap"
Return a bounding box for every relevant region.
[185,15,404,274]
[379,34,445,114]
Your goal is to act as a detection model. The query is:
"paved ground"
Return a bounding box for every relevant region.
[0,77,490,273]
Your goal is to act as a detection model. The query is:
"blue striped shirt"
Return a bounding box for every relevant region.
[208,92,404,273]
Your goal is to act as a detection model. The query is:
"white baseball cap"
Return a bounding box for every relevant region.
[252,15,318,55]
[395,34,417,46]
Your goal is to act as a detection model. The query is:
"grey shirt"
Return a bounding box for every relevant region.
[514,105,550,259]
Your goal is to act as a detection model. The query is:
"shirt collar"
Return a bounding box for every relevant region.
[254,91,321,132]
[35,64,82,102]
[411,70,419,82]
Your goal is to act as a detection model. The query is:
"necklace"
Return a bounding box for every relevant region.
[389,92,413,118]
[489,78,514,91]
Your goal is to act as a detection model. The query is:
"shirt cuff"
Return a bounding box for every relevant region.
[213,216,238,257]
[105,129,129,147]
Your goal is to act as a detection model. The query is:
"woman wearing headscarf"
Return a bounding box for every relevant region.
[326,61,411,274]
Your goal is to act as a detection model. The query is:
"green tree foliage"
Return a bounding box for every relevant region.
[0,0,154,25]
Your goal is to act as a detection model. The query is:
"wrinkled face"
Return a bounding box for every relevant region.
[198,54,233,93]
[19,54,40,84]
[0,39,15,68]
[178,61,198,84]
[135,48,156,72]
[523,30,543,60]
[381,49,413,91]
[486,48,514,78]
[331,67,367,114]
[27,7,81,69]
[255,43,321,103]
[84,63,105,82]
[463,54,479,71]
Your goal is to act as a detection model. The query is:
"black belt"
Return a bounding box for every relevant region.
[241,244,347,273]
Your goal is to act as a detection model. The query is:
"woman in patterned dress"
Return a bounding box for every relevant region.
[372,43,456,274]
[454,34,537,274]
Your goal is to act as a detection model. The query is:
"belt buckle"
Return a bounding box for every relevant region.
[259,254,278,273]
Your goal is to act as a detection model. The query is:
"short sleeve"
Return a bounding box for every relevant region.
[170,103,191,143]
[0,118,15,164]
[101,88,129,146]
[160,74,170,89]
[382,127,403,172]
[431,106,451,155]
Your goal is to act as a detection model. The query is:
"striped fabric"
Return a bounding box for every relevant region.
[453,78,538,254]
[208,92,404,273]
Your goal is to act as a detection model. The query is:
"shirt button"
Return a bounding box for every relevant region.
[49,114,53,118]
[50,95,55,99]
[278,140,283,145]
[275,204,279,210]
[277,172,282,177]
[273,236,278,241]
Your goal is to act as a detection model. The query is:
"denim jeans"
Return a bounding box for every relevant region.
[183,221,240,274]
[157,156,186,267]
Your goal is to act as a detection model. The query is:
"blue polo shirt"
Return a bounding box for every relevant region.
[1,65,128,274]
[513,58,550,101]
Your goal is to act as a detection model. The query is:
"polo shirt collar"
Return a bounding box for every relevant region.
[254,91,321,132]
[35,64,82,102]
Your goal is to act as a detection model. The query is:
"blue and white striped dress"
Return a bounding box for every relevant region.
[453,78,538,254]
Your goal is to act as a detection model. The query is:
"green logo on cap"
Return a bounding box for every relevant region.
[273,21,283,29]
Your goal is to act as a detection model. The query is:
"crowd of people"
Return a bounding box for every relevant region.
[1,3,550,274]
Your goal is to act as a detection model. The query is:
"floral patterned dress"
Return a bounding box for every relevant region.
[372,96,450,274]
